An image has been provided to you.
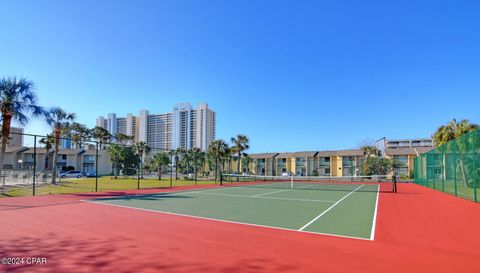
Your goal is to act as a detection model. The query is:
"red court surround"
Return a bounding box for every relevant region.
[0,183,479,273]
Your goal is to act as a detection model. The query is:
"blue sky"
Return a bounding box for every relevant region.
[1,0,479,152]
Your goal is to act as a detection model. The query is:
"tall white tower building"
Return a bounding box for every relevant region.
[96,103,216,152]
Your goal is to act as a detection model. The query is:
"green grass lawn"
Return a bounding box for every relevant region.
[0,176,218,198]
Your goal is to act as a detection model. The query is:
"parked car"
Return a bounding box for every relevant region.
[281,171,294,177]
[86,171,96,177]
[60,170,82,178]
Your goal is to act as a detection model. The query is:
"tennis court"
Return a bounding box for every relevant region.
[89,175,394,240]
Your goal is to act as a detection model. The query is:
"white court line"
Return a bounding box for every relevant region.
[251,188,292,197]
[298,184,365,231]
[189,191,336,203]
[369,184,380,240]
[84,199,371,241]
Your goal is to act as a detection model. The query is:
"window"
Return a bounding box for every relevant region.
[393,156,408,167]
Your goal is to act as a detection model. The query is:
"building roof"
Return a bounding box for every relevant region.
[385,147,433,156]
[317,149,364,157]
[249,153,279,159]
[386,138,432,142]
[276,151,318,158]
[22,147,85,155]
[4,147,29,153]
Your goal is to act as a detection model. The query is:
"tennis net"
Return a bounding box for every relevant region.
[222,174,396,193]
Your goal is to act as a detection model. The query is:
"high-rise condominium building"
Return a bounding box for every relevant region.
[96,103,216,152]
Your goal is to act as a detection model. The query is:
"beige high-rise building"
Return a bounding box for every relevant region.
[96,103,216,152]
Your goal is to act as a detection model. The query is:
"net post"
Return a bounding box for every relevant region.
[393,174,397,193]
[33,135,37,196]
[290,176,294,189]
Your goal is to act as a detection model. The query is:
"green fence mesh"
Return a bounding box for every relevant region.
[414,129,479,202]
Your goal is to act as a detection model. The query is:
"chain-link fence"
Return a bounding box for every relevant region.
[414,129,479,202]
[0,131,217,197]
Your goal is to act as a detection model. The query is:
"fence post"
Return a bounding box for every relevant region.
[33,135,37,196]
[432,152,436,190]
[95,142,99,192]
[453,140,457,197]
[472,131,477,202]
[137,163,141,190]
[441,146,445,192]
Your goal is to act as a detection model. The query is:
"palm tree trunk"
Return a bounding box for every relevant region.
[175,158,178,180]
[215,157,218,182]
[237,152,241,181]
[194,162,197,185]
[44,151,49,170]
[52,128,61,184]
[158,167,161,180]
[0,113,12,175]
[459,159,469,187]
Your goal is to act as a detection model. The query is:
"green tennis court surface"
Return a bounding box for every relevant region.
[90,182,381,240]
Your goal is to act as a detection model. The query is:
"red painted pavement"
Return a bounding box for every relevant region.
[0,183,479,273]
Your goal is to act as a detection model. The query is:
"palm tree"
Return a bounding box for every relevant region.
[45,107,76,184]
[168,149,175,182]
[67,122,91,149]
[134,142,150,178]
[115,133,134,146]
[222,146,235,174]
[231,135,249,177]
[107,144,125,178]
[39,134,54,170]
[433,118,479,186]
[174,147,185,180]
[150,152,170,180]
[91,126,112,149]
[208,140,229,182]
[187,148,203,184]
[0,77,44,173]
[433,119,479,145]
[241,155,251,174]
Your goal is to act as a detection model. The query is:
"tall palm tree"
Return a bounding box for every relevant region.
[187,148,203,184]
[433,118,479,186]
[115,133,134,146]
[168,149,175,181]
[67,122,91,149]
[134,141,150,178]
[0,77,44,173]
[39,134,54,170]
[107,144,124,178]
[174,147,185,180]
[91,126,112,149]
[231,135,250,176]
[150,152,170,180]
[433,119,479,145]
[208,140,229,182]
[45,107,76,184]
[241,155,251,174]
